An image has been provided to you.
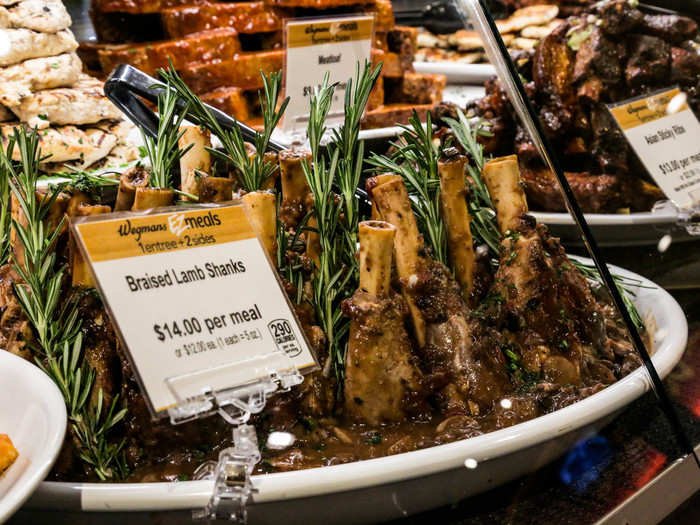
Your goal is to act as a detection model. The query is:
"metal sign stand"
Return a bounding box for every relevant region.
[163,350,304,522]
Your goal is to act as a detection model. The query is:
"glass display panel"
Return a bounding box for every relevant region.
[5,0,700,523]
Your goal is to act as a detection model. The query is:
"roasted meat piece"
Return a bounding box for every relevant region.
[595,0,642,36]
[97,28,240,76]
[589,103,628,174]
[161,2,288,37]
[361,103,436,129]
[641,14,698,44]
[521,166,622,213]
[670,46,700,85]
[343,222,426,425]
[625,34,670,90]
[572,27,625,86]
[384,72,446,105]
[179,49,284,93]
[532,24,575,100]
[413,258,511,415]
[370,176,509,416]
[519,165,663,213]
[482,156,614,386]
[94,0,205,15]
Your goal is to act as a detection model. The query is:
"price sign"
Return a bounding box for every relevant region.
[283,14,374,136]
[71,203,317,415]
[609,87,700,210]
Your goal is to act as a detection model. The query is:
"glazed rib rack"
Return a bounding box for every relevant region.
[85,0,447,128]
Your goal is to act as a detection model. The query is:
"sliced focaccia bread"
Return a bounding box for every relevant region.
[1,121,118,164]
[6,74,122,129]
[0,28,77,66]
[0,0,71,33]
[0,52,81,106]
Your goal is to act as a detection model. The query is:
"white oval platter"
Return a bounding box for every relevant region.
[20,259,687,525]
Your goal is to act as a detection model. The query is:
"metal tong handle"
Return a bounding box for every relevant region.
[103,64,287,153]
[103,63,373,214]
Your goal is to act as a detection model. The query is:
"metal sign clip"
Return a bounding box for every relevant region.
[192,424,261,522]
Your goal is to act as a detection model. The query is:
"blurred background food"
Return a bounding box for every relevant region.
[80,0,448,129]
[0,434,18,476]
[0,0,139,172]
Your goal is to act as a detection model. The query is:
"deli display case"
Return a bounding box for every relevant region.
[0,0,699,524]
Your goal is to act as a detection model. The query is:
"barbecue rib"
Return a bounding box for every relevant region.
[97,28,240,76]
[469,0,700,212]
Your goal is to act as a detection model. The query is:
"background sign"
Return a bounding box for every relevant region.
[283,14,374,136]
[609,87,700,210]
[72,204,317,414]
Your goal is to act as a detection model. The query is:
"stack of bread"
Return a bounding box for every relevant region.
[0,0,137,171]
[416,4,562,64]
[83,0,446,129]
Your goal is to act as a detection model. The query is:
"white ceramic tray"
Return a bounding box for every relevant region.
[414,61,497,84]
[0,351,66,524]
[532,203,695,246]
[20,259,687,524]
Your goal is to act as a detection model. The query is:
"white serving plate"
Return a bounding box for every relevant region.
[532,203,694,246]
[0,351,66,524]
[414,61,497,84]
[19,260,687,524]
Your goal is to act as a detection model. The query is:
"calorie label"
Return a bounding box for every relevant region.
[71,204,317,415]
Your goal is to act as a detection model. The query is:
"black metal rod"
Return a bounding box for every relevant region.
[104,64,287,153]
[476,0,699,467]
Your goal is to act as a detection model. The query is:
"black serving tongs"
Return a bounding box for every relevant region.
[103,64,287,153]
[103,64,373,212]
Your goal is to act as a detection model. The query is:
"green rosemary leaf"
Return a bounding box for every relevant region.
[297,62,380,382]
[140,82,192,189]
[1,127,129,480]
[0,145,10,266]
[159,64,289,192]
[55,166,120,202]
[569,259,647,330]
[368,110,447,265]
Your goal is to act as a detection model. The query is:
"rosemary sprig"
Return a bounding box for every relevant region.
[0,142,10,266]
[332,60,382,267]
[160,65,289,192]
[301,63,379,380]
[570,260,648,329]
[141,83,191,189]
[38,334,128,480]
[302,75,350,379]
[275,193,309,305]
[445,109,645,330]
[367,111,448,265]
[54,166,120,202]
[1,128,127,480]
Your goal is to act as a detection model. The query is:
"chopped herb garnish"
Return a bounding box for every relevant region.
[365,432,382,445]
